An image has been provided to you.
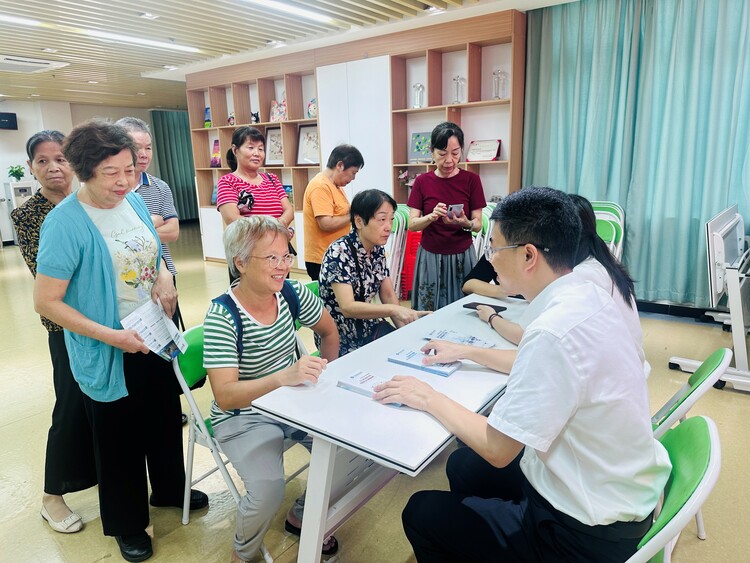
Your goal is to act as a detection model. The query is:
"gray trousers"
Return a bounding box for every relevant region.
[214,413,312,559]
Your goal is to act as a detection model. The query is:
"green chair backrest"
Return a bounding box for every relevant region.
[651,349,729,430]
[638,417,712,547]
[596,218,616,244]
[305,280,319,297]
[177,326,207,388]
[591,201,624,221]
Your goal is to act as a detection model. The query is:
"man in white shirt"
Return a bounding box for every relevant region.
[376,187,671,562]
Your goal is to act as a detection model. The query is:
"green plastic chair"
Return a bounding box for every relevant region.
[596,218,617,246]
[652,349,732,438]
[173,326,309,563]
[650,348,731,543]
[172,326,242,526]
[591,200,625,223]
[626,416,722,563]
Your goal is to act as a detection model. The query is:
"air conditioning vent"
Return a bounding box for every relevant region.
[0,55,69,74]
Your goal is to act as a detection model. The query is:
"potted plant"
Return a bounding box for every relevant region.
[8,165,25,182]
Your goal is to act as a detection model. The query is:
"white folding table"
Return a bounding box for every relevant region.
[253,293,527,562]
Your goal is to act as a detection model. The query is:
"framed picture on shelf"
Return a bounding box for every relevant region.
[297,125,320,165]
[265,127,283,165]
[409,132,432,163]
[466,139,501,162]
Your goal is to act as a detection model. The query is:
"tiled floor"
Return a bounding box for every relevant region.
[1,222,748,562]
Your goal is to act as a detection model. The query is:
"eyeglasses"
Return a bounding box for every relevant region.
[484,244,521,260]
[252,253,294,269]
[484,243,550,260]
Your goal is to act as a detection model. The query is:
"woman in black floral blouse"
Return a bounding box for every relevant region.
[11,130,96,534]
[319,189,430,356]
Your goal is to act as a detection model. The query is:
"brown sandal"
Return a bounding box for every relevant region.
[285,520,339,555]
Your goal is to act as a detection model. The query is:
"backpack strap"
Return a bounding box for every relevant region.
[211,293,244,357]
[212,281,299,359]
[280,279,300,323]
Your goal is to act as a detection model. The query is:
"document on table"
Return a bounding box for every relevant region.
[423,329,496,349]
[121,299,187,361]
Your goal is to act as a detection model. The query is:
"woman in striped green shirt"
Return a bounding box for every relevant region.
[203,216,340,562]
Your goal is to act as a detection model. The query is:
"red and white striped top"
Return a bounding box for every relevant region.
[216,172,286,218]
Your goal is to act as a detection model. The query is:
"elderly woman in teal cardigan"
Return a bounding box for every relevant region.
[34,120,207,563]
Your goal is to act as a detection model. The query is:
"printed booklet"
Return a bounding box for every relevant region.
[337,371,400,406]
[424,329,495,349]
[387,348,460,377]
[121,299,187,361]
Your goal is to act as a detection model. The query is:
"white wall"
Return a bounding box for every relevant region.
[0,101,162,184]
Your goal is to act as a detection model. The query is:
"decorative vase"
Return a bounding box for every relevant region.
[412,83,425,108]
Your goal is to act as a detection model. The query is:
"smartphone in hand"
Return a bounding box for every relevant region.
[446,203,464,219]
[463,302,507,313]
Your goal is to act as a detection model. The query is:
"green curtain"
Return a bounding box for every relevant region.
[523,0,750,307]
[150,110,198,221]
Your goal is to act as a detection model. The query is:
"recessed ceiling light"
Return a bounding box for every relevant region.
[162,65,178,70]
[425,7,444,15]
[138,12,159,20]
[246,0,333,24]
[30,93,40,96]
[42,48,58,53]
[266,39,286,48]
[136,92,146,96]
[84,30,200,53]
[0,14,41,26]
[88,80,99,84]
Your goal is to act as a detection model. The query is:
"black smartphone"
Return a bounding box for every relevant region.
[463,302,507,313]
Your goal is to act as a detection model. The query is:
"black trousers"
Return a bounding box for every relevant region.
[82,350,186,536]
[45,331,97,495]
[403,447,645,563]
[305,261,321,281]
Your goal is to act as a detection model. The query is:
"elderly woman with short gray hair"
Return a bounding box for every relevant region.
[202,215,340,562]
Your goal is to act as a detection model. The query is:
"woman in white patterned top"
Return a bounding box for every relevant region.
[203,215,340,562]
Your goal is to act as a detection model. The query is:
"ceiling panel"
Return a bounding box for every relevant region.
[0,0,545,109]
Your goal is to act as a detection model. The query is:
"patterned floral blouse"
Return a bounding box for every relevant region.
[319,231,390,356]
[10,190,63,332]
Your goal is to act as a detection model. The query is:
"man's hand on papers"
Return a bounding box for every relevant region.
[374,375,436,410]
[420,340,470,364]
[109,328,150,354]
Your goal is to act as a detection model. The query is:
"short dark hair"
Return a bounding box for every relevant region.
[325,144,364,170]
[62,120,136,182]
[491,186,581,271]
[430,121,464,151]
[350,189,397,229]
[26,130,65,160]
[226,126,265,172]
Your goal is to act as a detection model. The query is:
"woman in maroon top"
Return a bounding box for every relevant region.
[407,122,486,310]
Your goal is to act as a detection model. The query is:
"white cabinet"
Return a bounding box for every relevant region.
[317,56,392,199]
[199,207,225,261]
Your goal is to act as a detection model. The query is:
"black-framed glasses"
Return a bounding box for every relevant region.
[252,253,294,269]
[484,242,550,260]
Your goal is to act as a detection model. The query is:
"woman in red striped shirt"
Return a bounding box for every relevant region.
[217,126,294,228]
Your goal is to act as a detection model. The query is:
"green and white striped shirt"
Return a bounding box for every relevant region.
[203,279,323,425]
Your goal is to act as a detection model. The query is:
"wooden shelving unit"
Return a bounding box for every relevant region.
[185,9,526,262]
